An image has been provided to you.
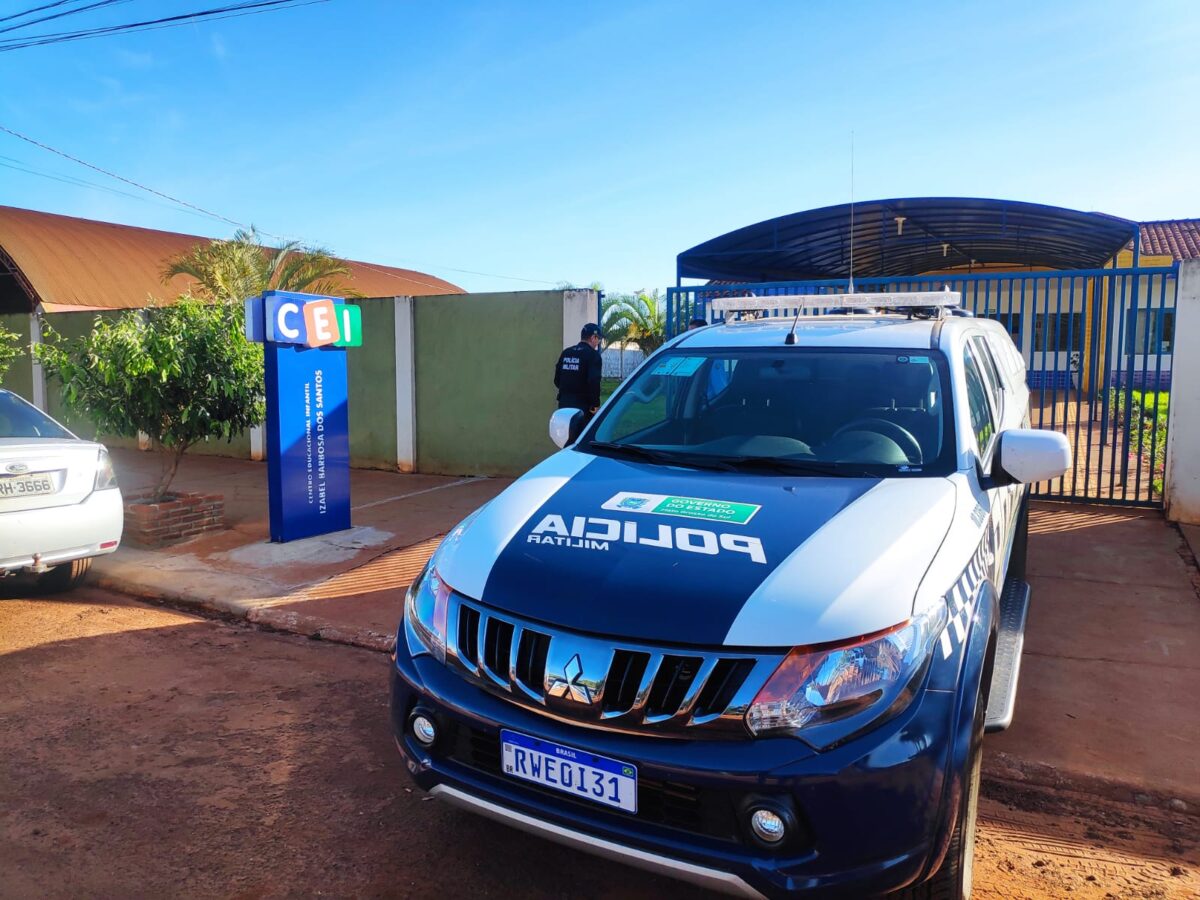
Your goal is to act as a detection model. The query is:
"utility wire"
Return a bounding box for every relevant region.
[0,0,130,36]
[0,1,93,26]
[0,154,229,222]
[0,122,245,228]
[0,0,325,51]
[0,123,566,289]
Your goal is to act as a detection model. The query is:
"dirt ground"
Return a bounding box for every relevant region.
[1,588,1196,899]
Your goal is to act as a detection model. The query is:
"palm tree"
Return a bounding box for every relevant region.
[602,290,666,374]
[162,227,356,303]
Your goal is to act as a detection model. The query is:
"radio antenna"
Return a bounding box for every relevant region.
[787,130,855,346]
[848,130,855,293]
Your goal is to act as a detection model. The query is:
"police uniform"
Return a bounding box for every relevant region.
[554,340,602,411]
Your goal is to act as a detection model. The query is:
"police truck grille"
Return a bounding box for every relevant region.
[445,594,783,737]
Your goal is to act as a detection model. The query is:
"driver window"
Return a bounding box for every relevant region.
[963,349,996,459]
[969,335,1005,421]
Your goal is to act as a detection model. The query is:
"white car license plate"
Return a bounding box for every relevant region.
[0,473,55,498]
[500,729,638,813]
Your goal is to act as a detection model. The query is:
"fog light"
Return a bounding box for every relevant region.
[411,714,437,746]
[749,808,787,844]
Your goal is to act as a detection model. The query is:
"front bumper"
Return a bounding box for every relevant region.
[390,643,961,898]
[0,488,123,573]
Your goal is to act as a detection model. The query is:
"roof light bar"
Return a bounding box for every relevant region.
[710,291,961,314]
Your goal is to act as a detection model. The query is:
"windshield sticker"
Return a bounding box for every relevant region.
[601,491,760,525]
[649,356,704,377]
[897,355,930,364]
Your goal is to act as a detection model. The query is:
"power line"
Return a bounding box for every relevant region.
[0,154,231,222]
[0,122,246,228]
[0,0,131,36]
[0,123,566,289]
[370,257,560,286]
[0,0,326,52]
[0,1,95,26]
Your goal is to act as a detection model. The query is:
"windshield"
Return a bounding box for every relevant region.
[584,348,955,476]
[0,391,74,440]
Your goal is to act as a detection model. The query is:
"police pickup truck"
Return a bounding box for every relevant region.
[390,291,1071,898]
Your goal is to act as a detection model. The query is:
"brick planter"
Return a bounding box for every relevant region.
[124,491,226,548]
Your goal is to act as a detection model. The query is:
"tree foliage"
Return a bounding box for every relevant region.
[162,227,358,304]
[601,290,666,356]
[34,298,265,501]
[0,322,21,384]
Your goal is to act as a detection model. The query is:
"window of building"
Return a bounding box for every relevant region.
[1033,312,1084,353]
[1124,308,1175,355]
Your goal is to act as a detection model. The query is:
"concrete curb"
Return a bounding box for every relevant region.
[984,750,1199,816]
[92,565,397,656]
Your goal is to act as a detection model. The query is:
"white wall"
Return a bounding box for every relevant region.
[602,345,644,378]
[1166,260,1200,524]
[562,290,596,351]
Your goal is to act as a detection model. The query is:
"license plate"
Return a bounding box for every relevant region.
[0,473,55,498]
[500,729,638,813]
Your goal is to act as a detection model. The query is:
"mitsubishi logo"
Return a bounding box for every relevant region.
[547,653,592,705]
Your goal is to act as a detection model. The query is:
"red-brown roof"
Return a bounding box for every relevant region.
[0,205,462,313]
[1139,219,1200,260]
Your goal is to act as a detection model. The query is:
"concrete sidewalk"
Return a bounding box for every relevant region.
[93,452,1200,812]
[987,502,1200,809]
[94,449,509,648]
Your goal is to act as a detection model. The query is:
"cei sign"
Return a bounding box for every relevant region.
[246,295,363,348]
[245,291,359,542]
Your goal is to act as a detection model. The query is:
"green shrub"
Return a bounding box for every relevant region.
[1110,388,1170,495]
[35,297,264,501]
[0,322,20,384]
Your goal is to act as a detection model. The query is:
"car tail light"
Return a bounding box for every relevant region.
[94,448,118,491]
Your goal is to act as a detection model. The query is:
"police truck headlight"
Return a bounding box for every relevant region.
[403,508,484,664]
[746,601,948,748]
[404,560,451,663]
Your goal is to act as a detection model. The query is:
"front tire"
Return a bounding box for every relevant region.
[36,557,92,593]
[892,735,983,900]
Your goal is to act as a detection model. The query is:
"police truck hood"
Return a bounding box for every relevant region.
[434,450,957,647]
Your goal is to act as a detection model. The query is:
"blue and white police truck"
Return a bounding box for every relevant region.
[390,291,1071,898]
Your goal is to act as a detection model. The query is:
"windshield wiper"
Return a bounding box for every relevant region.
[585,441,739,471]
[714,456,875,477]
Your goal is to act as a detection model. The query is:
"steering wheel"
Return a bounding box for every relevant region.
[832,417,923,463]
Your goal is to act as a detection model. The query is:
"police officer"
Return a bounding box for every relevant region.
[555,323,603,416]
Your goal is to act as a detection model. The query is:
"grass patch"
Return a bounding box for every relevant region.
[600,377,622,403]
[1109,389,1170,495]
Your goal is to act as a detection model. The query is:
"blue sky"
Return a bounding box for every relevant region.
[2,0,1199,294]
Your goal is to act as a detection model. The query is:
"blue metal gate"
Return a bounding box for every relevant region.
[666,267,1178,507]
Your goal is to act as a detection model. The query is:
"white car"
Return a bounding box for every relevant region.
[0,389,123,591]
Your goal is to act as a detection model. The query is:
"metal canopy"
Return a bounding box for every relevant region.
[677,197,1139,282]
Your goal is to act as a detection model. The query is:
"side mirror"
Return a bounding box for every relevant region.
[549,408,585,449]
[992,429,1072,485]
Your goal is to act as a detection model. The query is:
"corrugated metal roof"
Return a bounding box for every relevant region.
[0,205,462,313]
[1139,219,1200,260]
[677,197,1140,282]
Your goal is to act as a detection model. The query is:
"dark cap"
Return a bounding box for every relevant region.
[581,322,601,339]
[688,317,708,329]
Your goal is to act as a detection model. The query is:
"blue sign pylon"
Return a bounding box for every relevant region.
[245,290,358,542]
